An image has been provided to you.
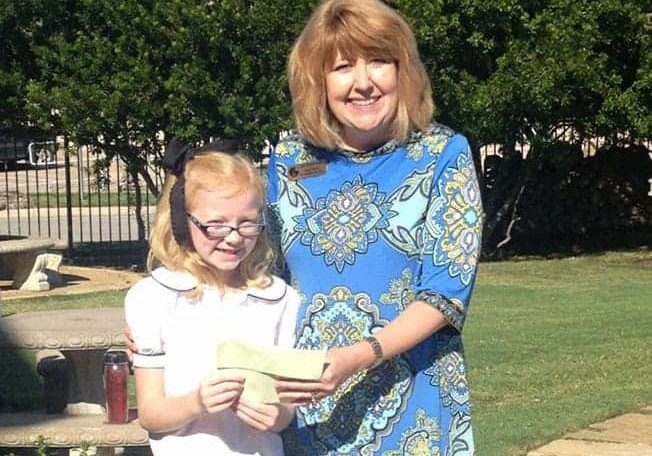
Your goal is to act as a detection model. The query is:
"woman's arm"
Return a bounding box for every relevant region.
[135,368,245,432]
[277,134,483,404]
[276,302,447,403]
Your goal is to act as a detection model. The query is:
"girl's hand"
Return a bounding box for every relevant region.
[276,344,372,405]
[199,371,245,414]
[234,397,295,432]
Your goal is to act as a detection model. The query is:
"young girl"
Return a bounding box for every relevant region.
[125,139,299,456]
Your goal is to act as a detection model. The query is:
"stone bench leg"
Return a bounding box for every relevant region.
[44,252,65,285]
[63,349,106,415]
[36,349,70,414]
[13,251,50,291]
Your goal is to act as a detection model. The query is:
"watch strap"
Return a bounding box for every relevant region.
[364,336,384,369]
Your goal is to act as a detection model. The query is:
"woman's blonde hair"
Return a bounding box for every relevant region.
[288,0,434,150]
[148,150,274,294]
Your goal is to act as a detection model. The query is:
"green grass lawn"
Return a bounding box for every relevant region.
[465,249,651,455]
[30,191,158,208]
[1,249,650,455]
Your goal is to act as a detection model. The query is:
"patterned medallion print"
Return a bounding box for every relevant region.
[424,334,470,417]
[382,409,442,456]
[446,414,475,456]
[274,163,313,253]
[275,136,321,163]
[293,286,413,454]
[380,268,416,312]
[380,166,433,257]
[407,131,450,161]
[294,176,396,272]
[424,150,482,285]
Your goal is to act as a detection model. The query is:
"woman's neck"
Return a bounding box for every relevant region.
[340,129,392,153]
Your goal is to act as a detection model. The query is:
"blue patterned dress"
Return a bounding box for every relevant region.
[266,123,483,456]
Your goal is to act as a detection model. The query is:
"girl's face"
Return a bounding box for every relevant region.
[187,187,262,287]
[325,52,398,151]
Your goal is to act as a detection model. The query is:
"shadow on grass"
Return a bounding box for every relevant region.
[0,348,42,412]
[66,241,148,271]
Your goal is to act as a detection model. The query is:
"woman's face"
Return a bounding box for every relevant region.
[187,187,262,286]
[325,52,398,151]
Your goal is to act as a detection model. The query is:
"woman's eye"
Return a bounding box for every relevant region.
[332,62,351,71]
[370,58,391,66]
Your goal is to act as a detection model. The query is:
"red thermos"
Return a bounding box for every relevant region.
[103,350,129,423]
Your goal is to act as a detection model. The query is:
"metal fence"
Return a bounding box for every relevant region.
[2,133,650,257]
[0,140,162,252]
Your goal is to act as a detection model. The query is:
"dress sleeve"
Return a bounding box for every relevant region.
[124,278,172,368]
[415,134,484,332]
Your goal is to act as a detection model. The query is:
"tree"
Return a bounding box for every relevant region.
[26,0,313,240]
[396,0,650,255]
[18,0,651,253]
[0,0,37,131]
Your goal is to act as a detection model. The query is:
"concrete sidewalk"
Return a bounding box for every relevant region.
[1,264,142,301]
[527,405,652,456]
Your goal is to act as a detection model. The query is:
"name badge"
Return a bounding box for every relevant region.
[288,161,327,181]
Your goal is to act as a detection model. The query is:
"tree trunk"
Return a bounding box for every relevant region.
[482,139,542,256]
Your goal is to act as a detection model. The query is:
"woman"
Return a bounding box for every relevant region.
[268,0,483,454]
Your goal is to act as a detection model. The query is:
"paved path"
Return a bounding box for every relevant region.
[527,405,652,456]
[1,264,142,301]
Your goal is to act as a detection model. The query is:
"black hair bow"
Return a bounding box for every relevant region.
[162,138,194,177]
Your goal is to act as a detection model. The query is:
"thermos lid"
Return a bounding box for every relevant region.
[103,350,129,364]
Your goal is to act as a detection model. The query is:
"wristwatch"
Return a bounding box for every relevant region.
[364,336,384,369]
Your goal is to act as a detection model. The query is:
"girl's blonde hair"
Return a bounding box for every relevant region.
[288,0,434,150]
[148,150,274,294]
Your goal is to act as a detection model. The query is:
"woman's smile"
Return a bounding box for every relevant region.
[326,54,398,151]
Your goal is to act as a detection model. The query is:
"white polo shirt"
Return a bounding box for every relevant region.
[125,267,301,456]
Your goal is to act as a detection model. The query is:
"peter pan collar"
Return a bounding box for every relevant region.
[150,267,287,302]
[151,267,198,291]
[245,276,288,302]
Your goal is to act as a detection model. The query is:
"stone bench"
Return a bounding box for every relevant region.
[0,411,148,455]
[0,237,62,291]
[0,308,126,415]
[0,308,149,455]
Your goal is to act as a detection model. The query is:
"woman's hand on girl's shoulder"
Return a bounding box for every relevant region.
[198,371,245,414]
[234,397,295,433]
[123,326,137,364]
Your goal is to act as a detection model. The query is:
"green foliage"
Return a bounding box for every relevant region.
[77,440,91,455]
[466,250,652,455]
[1,0,649,253]
[0,349,42,411]
[26,0,311,161]
[34,435,48,456]
[1,290,125,317]
[0,0,38,130]
[398,0,650,144]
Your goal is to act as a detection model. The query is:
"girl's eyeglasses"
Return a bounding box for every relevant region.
[186,212,265,239]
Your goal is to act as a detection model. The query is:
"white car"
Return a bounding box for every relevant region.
[0,135,56,166]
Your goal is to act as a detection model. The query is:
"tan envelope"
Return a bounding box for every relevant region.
[215,339,326,403]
